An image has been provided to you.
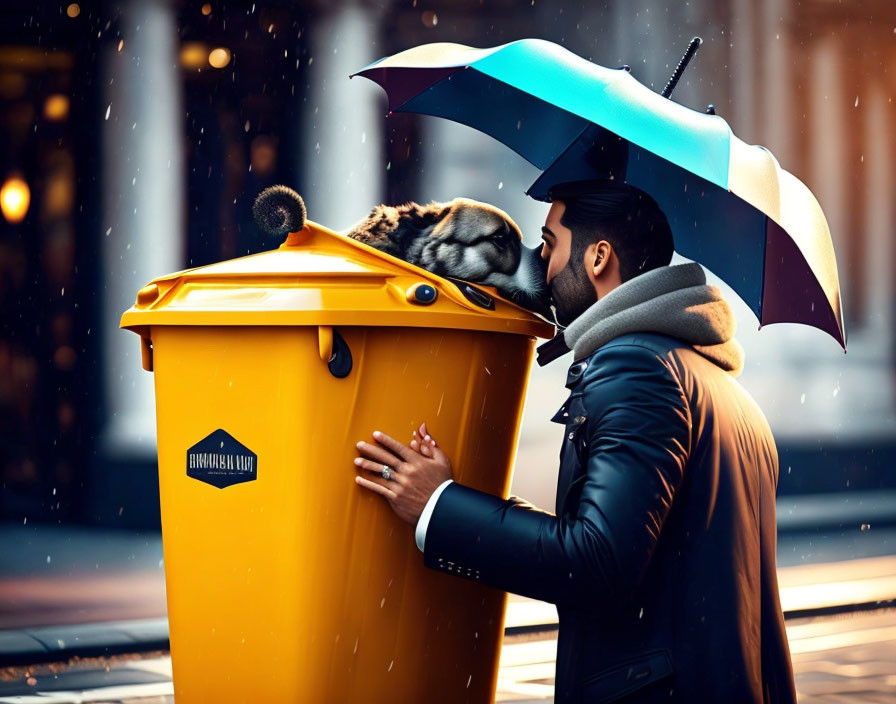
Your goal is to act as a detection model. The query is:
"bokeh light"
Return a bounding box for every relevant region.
[179,41,208,70]
[0,174,30,224]
[208,47,231,69]
[43,93,69,121]
[66,4,80,18]
[250,135,277,177]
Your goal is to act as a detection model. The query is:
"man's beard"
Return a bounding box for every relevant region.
[549,255,598,328]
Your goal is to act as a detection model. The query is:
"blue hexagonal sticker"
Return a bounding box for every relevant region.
[187,429,257,489]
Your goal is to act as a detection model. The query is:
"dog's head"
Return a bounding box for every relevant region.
[425,198,521,273]
[423,198,553,320]
[347,196,554,321]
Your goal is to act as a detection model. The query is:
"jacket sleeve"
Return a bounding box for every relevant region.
[422,343,692,607]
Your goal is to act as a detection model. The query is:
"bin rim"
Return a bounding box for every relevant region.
[120,219,556,340]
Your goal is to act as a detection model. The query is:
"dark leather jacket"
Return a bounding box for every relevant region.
[423,332,797,703]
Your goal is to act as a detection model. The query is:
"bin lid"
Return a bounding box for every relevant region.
[120,220,555,339]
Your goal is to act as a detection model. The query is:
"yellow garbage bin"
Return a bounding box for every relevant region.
[120,216,554,703]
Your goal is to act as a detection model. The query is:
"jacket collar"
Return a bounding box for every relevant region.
[536,263,745,377]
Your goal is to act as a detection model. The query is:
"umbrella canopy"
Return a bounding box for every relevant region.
[354,39,846,349]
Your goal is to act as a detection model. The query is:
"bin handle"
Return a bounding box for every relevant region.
[140,336,154,372]
[318,326,353,378]
[318,325,334,363]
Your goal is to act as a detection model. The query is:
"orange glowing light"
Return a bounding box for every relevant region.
[180,42,208,70]
[201,3,212,16]
[208,47,231,69]
[43,93,69,121]
[0,174,31,224]
[66,3,80,18]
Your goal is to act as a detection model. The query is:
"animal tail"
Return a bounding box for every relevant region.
[253,185,306,236]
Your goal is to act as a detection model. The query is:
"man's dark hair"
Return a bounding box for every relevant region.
[549,180,674,283]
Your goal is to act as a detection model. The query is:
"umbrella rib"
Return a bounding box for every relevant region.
[757,214,768,323]
[523,124,596,195]
[394,75,592,172]
[368,65,470,115]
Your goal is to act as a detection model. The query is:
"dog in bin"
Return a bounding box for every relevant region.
[252,185,554,321]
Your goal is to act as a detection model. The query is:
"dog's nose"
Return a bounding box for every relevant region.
[525,243,549,282]
[518,244,554,320]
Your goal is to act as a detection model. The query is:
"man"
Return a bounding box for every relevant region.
[354,180,797,703]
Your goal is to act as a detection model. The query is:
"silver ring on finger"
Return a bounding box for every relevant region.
[381,465,393,481]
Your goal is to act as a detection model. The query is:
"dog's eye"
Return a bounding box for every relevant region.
[490,229,510,251]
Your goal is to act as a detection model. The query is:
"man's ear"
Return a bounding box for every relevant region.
[590,240,612,277]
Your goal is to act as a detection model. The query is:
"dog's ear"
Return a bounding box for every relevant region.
[399,201,452,231]
[430,203,452,221]
[357,204,399,234]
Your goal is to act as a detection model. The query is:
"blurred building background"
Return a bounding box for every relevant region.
[0,0,893,551]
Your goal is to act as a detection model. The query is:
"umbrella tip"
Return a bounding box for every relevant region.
[661,36,703,99]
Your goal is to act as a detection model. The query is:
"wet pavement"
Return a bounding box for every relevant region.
[495,608,896,703]
[0,525,166,630]
[0,607,895,702]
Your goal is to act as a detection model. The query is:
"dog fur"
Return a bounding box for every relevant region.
[343,198,552,319]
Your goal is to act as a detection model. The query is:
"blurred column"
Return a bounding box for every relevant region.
[300,3,383,230]
[863,82,894,344]
[725,1,755,135]
[99,0,184,460]
[808,34,849,321]
[759,0,793,165]
[808,27,870,330]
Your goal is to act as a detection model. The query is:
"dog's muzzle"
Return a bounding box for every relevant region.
[504,244,554,322]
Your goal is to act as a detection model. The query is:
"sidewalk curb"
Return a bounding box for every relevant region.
[0,619,168,667]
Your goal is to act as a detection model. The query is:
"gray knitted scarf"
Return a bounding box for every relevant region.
[538,262,745,377]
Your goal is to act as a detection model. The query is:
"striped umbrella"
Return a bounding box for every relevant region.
[353,38,846,349]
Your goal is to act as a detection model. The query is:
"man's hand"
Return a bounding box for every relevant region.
[354,421,452,525]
